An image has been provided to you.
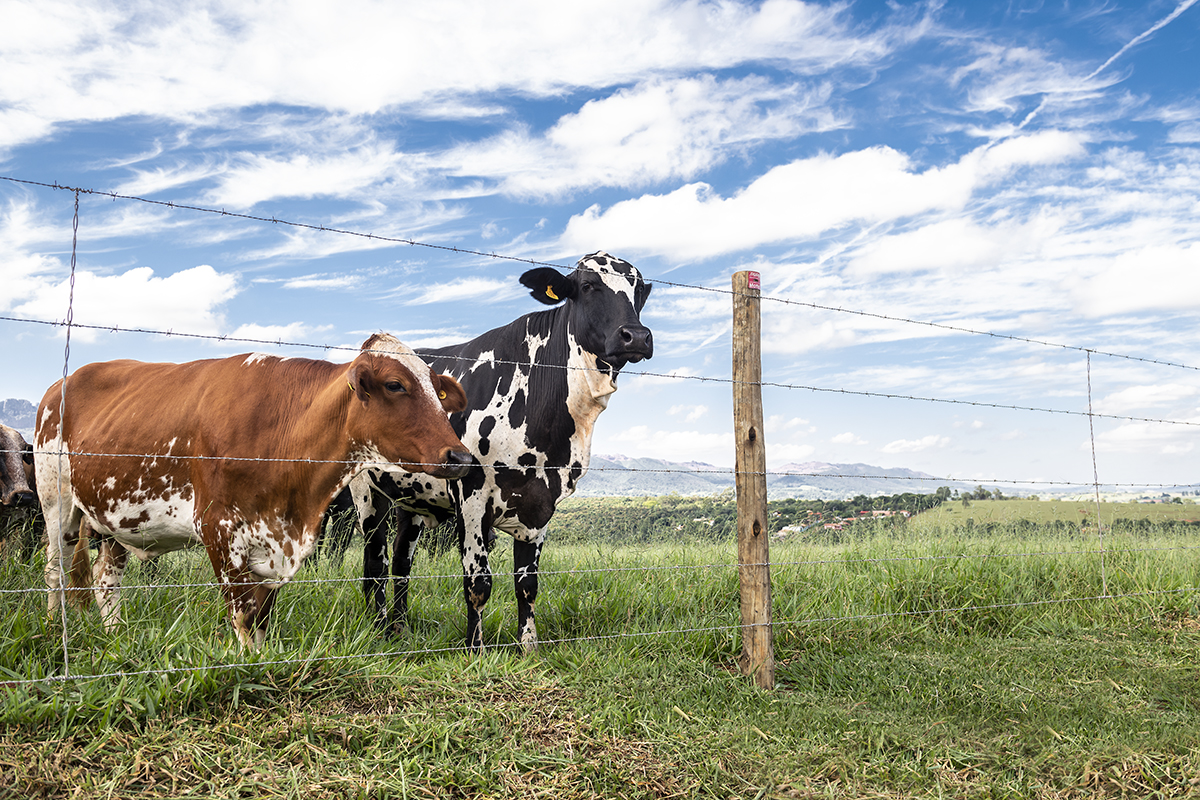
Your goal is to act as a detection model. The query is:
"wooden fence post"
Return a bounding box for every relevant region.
[732,270,774,690]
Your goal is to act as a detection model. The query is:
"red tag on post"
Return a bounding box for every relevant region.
[748,272,760,290]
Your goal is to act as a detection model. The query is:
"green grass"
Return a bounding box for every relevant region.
[2,516,1200,798]
[914,498,1200,530]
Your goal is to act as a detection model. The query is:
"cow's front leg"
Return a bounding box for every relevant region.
[388,511,423,636]
[361,494,393,631]
[513,536,543,652]
[41,485,82,617]
[219,573,277,649]
[92,534,129,630]
[459,520,493,651]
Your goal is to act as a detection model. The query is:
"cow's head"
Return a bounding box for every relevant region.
[348,334,473,480]
[519,251,653,372]
[0,424,36,508]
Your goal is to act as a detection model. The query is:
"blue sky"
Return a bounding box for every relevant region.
[2,0,1199,492]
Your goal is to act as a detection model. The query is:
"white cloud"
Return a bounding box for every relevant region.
[881,435,950,453]
[831,432,867,445]
[1092,418,1200,456]
[846,214,1062,276]
[10,265,239,342]
[279,273,364,291]
[1097,383,1200,415]
[0,0,888,152]
[204,143,421,210]
[396,277,523,306]
[605,424,732,463]
[559,131,1087,260]
[226,321,333,345]
[768,442,817,463]
[442,75,846,199]
[668,404,709,422]
[626,367,702,390]
[1071,242,1200,317]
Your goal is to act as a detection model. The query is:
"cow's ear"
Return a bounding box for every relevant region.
[347,364,374,403]
[519,268,574,305]
[21,441,33,465]
[636,280,652,311]
[432,372,468,414]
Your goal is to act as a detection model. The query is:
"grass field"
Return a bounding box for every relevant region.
[913,498,1200,530]
[2,513,1200,799]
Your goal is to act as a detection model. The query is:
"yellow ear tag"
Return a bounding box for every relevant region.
[546,285,558,300]
[438,390,447,400]
[347,381,355,392]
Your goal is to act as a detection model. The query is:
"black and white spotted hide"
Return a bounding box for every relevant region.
[334,251,653,650]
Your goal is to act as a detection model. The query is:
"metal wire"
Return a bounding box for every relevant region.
[2,173,1197,374]
[4,174,1200,691]
[52,190,80,679]
[3,585,1194,689]
[5,312,1200,431]
[3,542,1196,598]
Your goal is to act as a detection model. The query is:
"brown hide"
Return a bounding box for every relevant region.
[37,333,470,647]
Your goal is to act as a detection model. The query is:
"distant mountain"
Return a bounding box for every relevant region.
[0,398,36,435]
[576,454,967,500]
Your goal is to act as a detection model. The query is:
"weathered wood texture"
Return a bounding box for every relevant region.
[731,270,774,690]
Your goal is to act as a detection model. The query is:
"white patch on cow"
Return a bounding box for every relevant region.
[579,252,641,307]
[363,333,445,410]
[32,429,81,612]
[91,487,199,559]
[232,515,313,583]
[470,350,497,374]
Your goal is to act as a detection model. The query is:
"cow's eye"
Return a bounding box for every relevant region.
[384,381,407,393]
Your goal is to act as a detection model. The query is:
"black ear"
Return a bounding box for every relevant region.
[636,281,652,311]
[519,268,574,305]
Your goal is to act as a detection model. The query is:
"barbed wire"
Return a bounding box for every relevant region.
[3,542,1198,599]
[2,174,1197,374]
[2,585,1193,689]
[5,312,1200,430]
[3,174,1199,691]
[5,444,1199,491]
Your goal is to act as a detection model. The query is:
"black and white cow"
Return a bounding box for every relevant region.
[333,251,653,650]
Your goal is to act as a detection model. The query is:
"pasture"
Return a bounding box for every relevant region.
[2,513,1199,798]
[912,497,1200,530]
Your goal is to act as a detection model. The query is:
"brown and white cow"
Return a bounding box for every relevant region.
[34,333,471,647]
[0,423,40,557]
[0,423,36,509]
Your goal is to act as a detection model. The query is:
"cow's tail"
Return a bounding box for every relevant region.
[67,519,94,610]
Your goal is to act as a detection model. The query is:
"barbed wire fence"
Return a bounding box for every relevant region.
[1,175,1198,689]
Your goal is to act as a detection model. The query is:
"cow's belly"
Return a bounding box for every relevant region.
[87,491,201,560]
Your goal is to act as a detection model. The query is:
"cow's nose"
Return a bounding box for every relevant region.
[438,449,474,481]
[8,490,37,508]
[618,326,652,350]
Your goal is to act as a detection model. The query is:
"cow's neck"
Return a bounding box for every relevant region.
[274,381,361,535]
[562,328,617,475]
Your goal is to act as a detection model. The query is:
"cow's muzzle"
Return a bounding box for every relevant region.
[606,324,653,367]
[429,449,474,481]
[3,490,37,508]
